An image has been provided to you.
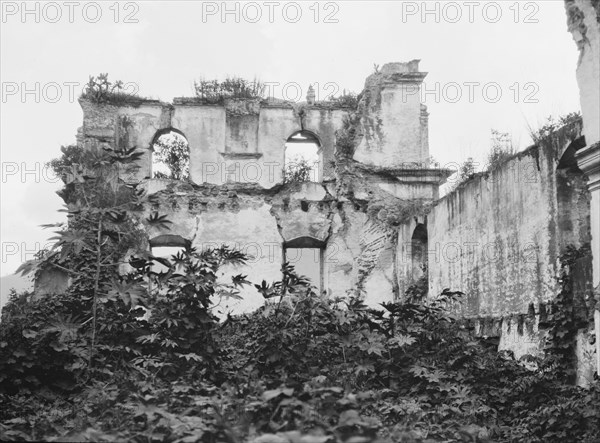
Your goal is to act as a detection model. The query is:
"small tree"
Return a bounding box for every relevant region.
[152,132,190,180]
[6,139,248,389]
[283,158,316,183]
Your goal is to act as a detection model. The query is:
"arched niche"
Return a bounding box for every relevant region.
[411,223,428,281]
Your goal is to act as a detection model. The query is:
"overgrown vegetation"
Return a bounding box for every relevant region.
[335,113,360,160]
[2,250,598,441]
[450,129,515,190]
[1,142,598,442]
[530,112,582,144]
[80,73,142,105]
[194,77,266,104]
[283,158,316,184]
[543,245,593,384]
[449,157,476,191]
[328,91,359,109]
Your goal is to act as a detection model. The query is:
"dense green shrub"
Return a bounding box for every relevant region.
[0,290,89,393]
[2,260,599,441]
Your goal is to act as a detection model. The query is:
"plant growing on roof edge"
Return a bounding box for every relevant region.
[81,73,141,105]
[194,76,266,104]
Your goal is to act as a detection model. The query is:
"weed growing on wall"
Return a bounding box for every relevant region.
[328,91,359,109]
[335,113,360,160]
[530,112,582,144]
[80,73,142,106]
[194,77,266,104]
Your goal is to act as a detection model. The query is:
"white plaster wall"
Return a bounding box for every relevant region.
[353,84,423,168]
[304,108,347,180]
[173,106,226,186]
[118,104,167,181]
[258,107,299,187]
[147,203,282,316]
[326,211,362,298]
[572,0,600,147]
[194,206,282,316]
[428,148,561,317]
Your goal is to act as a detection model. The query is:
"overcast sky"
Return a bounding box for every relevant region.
[0,1,581,277]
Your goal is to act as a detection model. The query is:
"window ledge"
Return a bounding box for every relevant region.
[219,152,263,160]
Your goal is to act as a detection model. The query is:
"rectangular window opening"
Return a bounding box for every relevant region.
[284,247,323,294]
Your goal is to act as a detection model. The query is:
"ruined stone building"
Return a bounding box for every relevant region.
[58,0,600,384]
[72,56,598,382]
[77,60,450,316]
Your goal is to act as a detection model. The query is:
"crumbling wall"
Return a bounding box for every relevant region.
[427,151,557,317]
[144,182,282,314]
[428,121,592,359]
[353,61,429,168]
[429,125,589,316]
[79,99,170,183]
[79,98,349,189]
[139,181,402,313]
[72,62,457,316]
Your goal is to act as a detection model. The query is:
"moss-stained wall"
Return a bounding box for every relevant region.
[428,122,591,318]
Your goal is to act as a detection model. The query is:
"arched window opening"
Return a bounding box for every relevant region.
[557,136,585,172]
[151,129,190,180]
[411,224,428,281]
[284,131,322,183]
[283,236,325,293]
